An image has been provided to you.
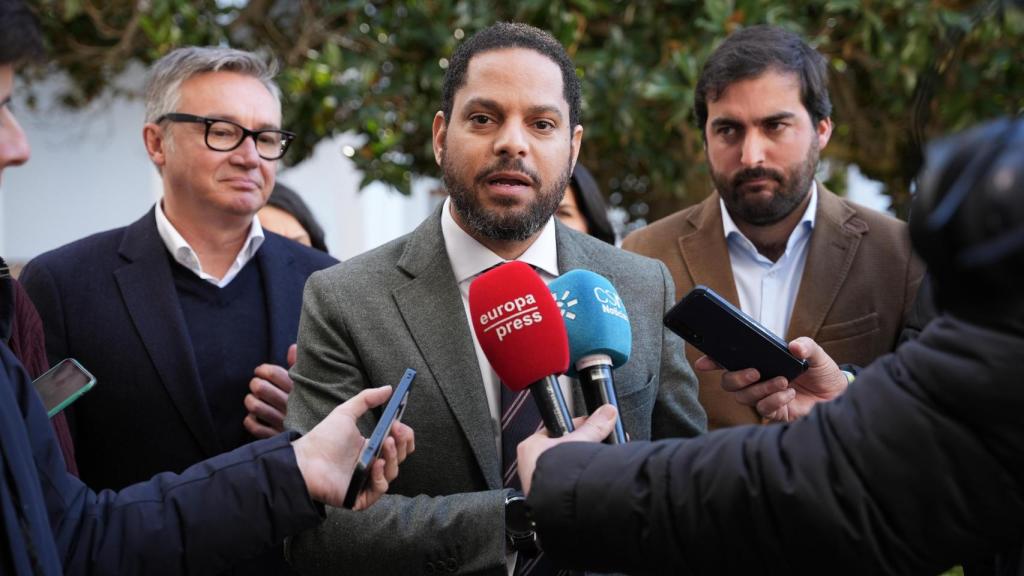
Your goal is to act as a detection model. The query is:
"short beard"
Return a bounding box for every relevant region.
[443,153,572,242]
[713,139,820,226]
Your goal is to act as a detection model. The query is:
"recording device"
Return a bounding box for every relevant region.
[469,261,574,437]
[32,358,96,418]
[664,286,809,382]
[550,269,630,444]
[911,117,1024,321]
[342,368,416,509]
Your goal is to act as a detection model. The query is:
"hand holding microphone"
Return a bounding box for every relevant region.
[549,269,631,444]
[469,261,574,437]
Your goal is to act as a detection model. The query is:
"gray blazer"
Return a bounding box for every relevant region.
[285,207,706,575]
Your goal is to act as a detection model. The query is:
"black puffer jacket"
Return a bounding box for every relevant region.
[530,315,1024,575]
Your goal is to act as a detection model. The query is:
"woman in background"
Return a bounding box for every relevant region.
[557,164,616,244]
[259,183,329,252]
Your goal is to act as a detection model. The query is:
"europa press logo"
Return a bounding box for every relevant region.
[477,294,545,342]
[552,289,578,320]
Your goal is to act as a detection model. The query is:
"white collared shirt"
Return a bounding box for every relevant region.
[154,202,265,288]
[441,197,569,575]
[440,197,572,451]
[721,183,818,339]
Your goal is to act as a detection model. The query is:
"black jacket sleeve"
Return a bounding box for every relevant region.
[529,316,1024,575]
[4,343,323,576]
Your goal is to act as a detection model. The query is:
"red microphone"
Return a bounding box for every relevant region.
[469,261,574,437]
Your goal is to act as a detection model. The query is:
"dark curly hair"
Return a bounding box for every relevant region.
[440,22,581,131]
[0,0,44,66]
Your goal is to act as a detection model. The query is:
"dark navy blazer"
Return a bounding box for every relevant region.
[19,207,337,490]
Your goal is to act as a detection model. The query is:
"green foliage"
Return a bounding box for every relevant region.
[28,0,1024,222]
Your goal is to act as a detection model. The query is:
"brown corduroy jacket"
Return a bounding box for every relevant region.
[623,185,925,429]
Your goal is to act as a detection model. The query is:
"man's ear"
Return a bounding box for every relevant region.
[569,124,583,171]
[432,111,447,166]
[816,117,834,150]
[143,123,168,168]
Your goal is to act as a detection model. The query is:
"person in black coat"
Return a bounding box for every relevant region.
[517,117,1024,575]
[0,343,411,575]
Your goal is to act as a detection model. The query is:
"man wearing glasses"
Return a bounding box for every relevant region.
[19,46,336,576]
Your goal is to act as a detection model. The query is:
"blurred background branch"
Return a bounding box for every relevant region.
[27,0,1024,223]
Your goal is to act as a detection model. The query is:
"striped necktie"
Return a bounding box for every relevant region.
[501,382,568,575]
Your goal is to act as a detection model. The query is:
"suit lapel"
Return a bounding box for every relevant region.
[256,235,300,367]
[786,185,867,340]
[114,209,221,456]
[677,193,741,304]
[555,220,617,285]
[393,210,501,489]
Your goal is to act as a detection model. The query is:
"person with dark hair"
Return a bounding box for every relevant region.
[439,22,582,135]
[0,0,42,70]
[518,116,1024,576]
[622,25,925,429]
[260,182,329,252]
[0,0,82,471]
[285,21,705,576]
[0,1,414,574]
[0,0,81,475]
[556,164,616,244]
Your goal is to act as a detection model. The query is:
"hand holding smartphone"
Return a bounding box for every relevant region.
[664,286,809,382]
[32,358,97,418]
[342,368,416,509]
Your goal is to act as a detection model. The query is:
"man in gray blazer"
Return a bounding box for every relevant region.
[285,23,705,576]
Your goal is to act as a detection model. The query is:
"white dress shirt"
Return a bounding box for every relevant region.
[441,197,575,454]
[721,183,818,339]
[441,197,572,575]
[155,202,265,288]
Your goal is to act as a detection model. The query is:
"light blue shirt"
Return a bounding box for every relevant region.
[721,183,817,339]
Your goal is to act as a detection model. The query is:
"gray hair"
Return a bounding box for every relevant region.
[144,46,281,124]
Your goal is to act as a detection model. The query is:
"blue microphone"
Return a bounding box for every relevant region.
[549,269,631,444]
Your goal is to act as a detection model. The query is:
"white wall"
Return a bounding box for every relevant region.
[0,67,159,261]
[277,136,439,261]
[846,164,892,215]
[0,68,435,266]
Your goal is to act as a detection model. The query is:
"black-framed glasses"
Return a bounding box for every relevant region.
[156,113,296,161]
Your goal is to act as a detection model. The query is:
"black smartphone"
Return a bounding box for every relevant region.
[32,358,97,418]
[664,286,809,382]
[342,368,416,509]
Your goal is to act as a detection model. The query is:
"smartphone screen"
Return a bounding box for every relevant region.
[32,358,97,418]
[664,286,809,382]
[342,368,416,509]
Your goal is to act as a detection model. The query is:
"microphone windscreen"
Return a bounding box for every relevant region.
[469,261,569,391]
[549,269,631,376]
